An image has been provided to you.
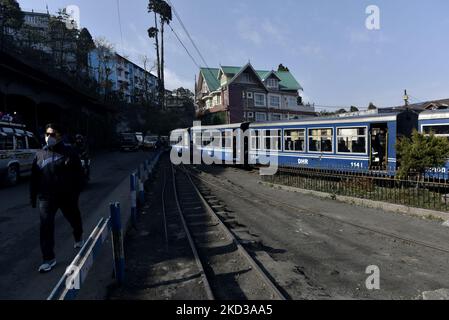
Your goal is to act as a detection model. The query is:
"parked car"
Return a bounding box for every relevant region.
[119,133,140,152]
[143,136,159,150]
[135,132,144,149]
[0,121,42,186]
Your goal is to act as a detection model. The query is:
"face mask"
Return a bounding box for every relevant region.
[46,136,57,147]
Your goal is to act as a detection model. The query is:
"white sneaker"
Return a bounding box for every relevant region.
[38,259,57,273]
[74,240,85,249]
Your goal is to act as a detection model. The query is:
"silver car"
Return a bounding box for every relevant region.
[0,122,42,186]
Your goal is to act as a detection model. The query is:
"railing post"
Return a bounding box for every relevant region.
[143,161,149,181]
[130,173,137,227]
[110,202,125,285]
[139,167,145,206]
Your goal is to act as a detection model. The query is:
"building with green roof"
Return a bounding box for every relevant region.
[196,63,315,125]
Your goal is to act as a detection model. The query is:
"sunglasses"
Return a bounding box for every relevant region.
[45,132,57,138]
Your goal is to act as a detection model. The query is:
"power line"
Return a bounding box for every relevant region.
[116,0,124,55]
[167,24,201,69]
[166,0,220,88]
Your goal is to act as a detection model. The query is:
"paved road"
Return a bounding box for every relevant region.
[0,150,153,300]
[195,166,449,300]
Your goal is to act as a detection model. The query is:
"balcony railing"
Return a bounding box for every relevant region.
[282,104,315,112]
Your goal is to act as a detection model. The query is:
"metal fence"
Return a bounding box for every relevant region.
[262,166,449,212]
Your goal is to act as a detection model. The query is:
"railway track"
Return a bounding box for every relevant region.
[163,163,286,300]
[188,165,449,255]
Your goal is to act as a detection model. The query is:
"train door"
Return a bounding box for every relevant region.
[233,129,237,164]
[370,123,388,170]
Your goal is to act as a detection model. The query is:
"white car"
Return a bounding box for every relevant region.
[0,122,42,186]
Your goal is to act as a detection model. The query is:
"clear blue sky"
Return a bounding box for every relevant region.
[17,0,449,110]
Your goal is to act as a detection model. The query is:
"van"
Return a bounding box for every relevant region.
[0,122,42,186]
[119,133,140,152]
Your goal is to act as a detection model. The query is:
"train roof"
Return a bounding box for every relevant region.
[419,109,449,120]
[249,111,406,128]
[195,122,249,130]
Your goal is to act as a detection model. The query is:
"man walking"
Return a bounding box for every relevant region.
[30,123,84,273]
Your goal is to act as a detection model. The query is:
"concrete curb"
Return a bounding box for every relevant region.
[260,181,449,222]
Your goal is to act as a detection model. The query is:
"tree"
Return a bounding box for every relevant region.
[350,106,359,112]
[368,102,377,110]
[48,9,79,70]
[396,130,449,177]
[148,0,172,109]
[140,54,157,105]
[173,87,194,100]
[336,108,347,114]
[278,64,290,72]
[19,21,47,51]
[0,0,24,49]
[76,28,95,74]
[94,37,115,101]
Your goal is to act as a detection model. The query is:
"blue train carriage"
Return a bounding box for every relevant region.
[248,110,418,173]
[195,122,250,164]
[170,128,191,155]
[419,109,449,178]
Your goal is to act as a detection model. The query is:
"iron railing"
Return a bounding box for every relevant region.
[262,166,449,212]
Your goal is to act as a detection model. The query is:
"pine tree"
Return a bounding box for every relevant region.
[396,130,449,177]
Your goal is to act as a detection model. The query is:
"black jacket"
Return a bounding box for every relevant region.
[30,142,83,205]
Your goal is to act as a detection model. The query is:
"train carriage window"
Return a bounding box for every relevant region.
[337,127,367,154]
[284,129,305,152]
[308,128,333,153]
[222,131,233,149]
[262,130,281,151]
[423,125,449,138]
[250,130,260,150]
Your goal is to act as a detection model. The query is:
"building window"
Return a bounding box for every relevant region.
[216,95,221,105]
[267,78,278,89]
[241,73,250,83]
[247,112,254,118]
[254,93,266,107]
[337,127,367,154]
[247,92,253,99]
[270,113,282,121]
[308,128,333,153]
[255,112,267,122]
[269,95,281,108]
[286,96,298,107]
[284,129,305,152]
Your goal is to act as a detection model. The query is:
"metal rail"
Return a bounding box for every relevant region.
[169,164,215,300]
[189,166,449,255]
[176,165,287,300]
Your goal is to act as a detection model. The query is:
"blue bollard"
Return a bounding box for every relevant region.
[130,173,137,226]
[110,202,125,285]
